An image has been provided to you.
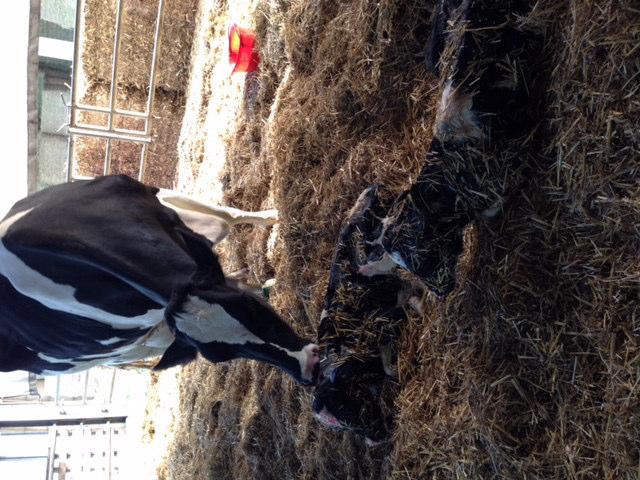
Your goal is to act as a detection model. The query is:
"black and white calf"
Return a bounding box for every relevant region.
[313,0,544,442]
[358,0,542,295]
[0,175,319,384]
[313,186,411,445]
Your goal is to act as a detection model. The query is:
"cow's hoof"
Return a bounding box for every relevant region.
[358,260,393,277]
[300,343,320,384]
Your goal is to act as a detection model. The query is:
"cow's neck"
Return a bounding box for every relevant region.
[166,286,318,384]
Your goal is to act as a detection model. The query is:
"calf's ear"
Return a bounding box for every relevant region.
[153,339,198,370]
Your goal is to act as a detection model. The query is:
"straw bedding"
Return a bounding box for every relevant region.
[157,0,639,478]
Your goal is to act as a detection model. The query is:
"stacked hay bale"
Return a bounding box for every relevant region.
[74,0,198,187]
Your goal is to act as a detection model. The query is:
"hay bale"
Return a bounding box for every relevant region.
[73,81,184,187]
[81,0,198,92]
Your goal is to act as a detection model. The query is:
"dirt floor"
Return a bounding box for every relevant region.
[140,0,639,479]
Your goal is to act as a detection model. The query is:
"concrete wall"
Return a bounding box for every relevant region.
[36,0,76,191]
[37,68,70,190]
[0,3,30,217]
[41,0,75,40]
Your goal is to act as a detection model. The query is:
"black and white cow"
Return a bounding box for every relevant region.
[0,175,319,385]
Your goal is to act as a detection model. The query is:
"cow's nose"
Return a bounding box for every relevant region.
[298,343,320,385]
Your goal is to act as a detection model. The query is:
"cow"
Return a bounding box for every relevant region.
[312,0,544,443]
[357,0,542,293]
[0,175,319,385]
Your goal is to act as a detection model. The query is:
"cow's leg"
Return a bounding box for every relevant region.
[165,284,319,384]
[157,189,278,227]
[227,268,250,281]
[358,252,399,277]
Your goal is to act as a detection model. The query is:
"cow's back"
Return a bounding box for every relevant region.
[0,176,225,373]
[2,175,220,301]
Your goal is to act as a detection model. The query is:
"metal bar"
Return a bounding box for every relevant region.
[74,104,149,119]
[81,423,86,476]
[107,0,126,129]
[0,456,49,461]
[104,0,126,175]
[108,369,117,405]
[73,122,149,136]
[112,126,149,135]
[65,118,75,182]
[0,417,127,429]
[73,122,112,131]
[66,0,84,182]
[45,438,51,480]
[82,371,89,405]
[68,127,153,144]
[54,377,61,407]
[104,139,112,176]
[115,107,148,118]
[46,425,57,480]
[138,143,148,181]
[108,423,112,480]
[144,0,165,131]
[137,0,165,182]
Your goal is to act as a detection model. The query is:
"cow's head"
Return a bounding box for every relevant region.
[311,353,394,445]
[288,343,321,386]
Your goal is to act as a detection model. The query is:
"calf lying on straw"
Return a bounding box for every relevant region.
[312,0,544,444]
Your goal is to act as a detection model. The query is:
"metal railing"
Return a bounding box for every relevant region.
[54,369,117,409]
[44,421,126,480]
[66,0,166,183]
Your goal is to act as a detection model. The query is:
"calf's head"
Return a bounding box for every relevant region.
[311,354,394,445]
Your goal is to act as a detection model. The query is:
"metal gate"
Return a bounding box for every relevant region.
[0,368,129,480]
[65,0,166,183]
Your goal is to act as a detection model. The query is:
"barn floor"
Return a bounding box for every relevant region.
[141,1,640,479]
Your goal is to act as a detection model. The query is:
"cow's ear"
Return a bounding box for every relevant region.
[153,340,197,370]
